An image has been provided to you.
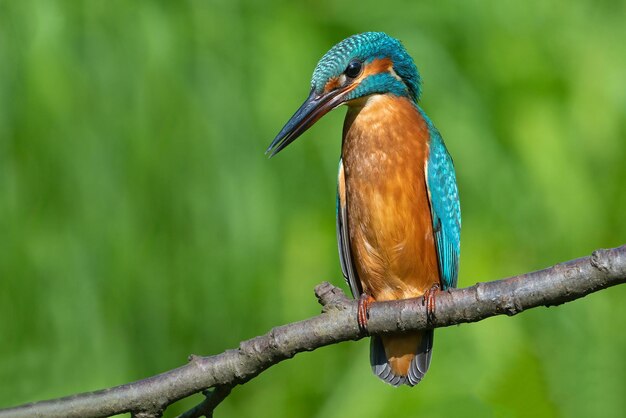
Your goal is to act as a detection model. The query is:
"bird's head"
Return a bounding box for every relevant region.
[266,32,421,156]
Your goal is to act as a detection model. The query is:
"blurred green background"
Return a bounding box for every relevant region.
[1,1,625,417]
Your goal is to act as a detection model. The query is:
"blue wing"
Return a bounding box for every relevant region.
[424,119,461,290]
[336,159,361,298]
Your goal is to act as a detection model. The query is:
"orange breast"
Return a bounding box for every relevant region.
[342,94,440,302]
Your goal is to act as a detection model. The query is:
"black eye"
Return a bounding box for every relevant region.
[344,60,362,78]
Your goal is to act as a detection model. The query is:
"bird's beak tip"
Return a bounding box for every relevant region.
[265,88,344,158]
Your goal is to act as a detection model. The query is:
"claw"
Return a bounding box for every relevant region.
[357,293,375,332]
[423,283,440,324]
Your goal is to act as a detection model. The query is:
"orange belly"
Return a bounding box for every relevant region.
[342,94,440,302]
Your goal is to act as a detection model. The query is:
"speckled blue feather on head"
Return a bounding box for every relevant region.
[311,32,422,102]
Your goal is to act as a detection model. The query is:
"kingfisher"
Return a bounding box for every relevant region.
[266,32,461,386]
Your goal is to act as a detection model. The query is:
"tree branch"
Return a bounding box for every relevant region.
[1,245,625,418]
[176,385,232,418]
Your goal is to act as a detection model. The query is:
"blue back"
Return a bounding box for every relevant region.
[421,108,461,289]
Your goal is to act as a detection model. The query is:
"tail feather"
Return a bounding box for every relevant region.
[407,329,433,386]
[370,330,434,387]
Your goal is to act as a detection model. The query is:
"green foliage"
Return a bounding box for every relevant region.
[1,1,625,417]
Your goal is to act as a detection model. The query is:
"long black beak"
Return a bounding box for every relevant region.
[266,87,345,157]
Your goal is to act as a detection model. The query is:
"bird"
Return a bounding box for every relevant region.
[266,32,461,386]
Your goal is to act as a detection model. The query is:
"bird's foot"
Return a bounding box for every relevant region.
[357,293,375,333]
[423,283,441,324]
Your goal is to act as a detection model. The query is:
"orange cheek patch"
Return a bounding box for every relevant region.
[341,58,394,97]
[359,58,394,80]
[323,58,394,95]
[324,77,341,93]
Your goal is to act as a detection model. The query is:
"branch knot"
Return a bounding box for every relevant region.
[314,281,351,313]
[591,249,611,274]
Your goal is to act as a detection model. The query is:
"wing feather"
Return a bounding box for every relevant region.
[424,122,461,290]
[336,159,362,298]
